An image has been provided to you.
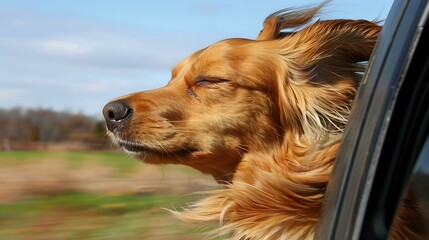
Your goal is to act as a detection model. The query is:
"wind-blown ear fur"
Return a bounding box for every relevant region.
[257,1,328,40]
[274,19,381,139]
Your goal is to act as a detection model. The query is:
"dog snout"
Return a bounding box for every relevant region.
[102,101,132,131]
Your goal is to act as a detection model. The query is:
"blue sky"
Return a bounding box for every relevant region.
[0,0,394,117]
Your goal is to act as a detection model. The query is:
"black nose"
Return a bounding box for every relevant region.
[102,101,132,131]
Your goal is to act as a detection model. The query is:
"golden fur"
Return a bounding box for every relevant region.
[104,3,423,239]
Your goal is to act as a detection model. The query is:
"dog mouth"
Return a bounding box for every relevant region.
[117,140,199,156]
[119,142,149,153]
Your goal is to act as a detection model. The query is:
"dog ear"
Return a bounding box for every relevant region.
[257,1,328,41]
[274,20,381,138]
[287,19,381,84]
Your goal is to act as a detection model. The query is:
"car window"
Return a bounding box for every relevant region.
[392,135,429,238]
[316,0,429,239]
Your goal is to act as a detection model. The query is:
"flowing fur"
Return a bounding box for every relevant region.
[104,2,424,239]
[170,5,383,239]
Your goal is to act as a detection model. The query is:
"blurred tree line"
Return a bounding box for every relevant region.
[0,107,106,143]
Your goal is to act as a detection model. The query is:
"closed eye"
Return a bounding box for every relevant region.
[195,78,228,87]
[195,79,215,87]
[189,77,229,100]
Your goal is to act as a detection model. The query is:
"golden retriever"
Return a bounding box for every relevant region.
[102,2,422,239]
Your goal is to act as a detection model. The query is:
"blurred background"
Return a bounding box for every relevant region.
[0,0,393,239]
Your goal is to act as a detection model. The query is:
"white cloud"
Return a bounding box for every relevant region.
[39,40,91,56]
[9,18,35,28]
[0,88,24,100]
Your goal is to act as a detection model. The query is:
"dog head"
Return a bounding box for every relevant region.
[102,5,380,182]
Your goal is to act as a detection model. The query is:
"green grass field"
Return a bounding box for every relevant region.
[1,151,142,172]
[0,151,218,240]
